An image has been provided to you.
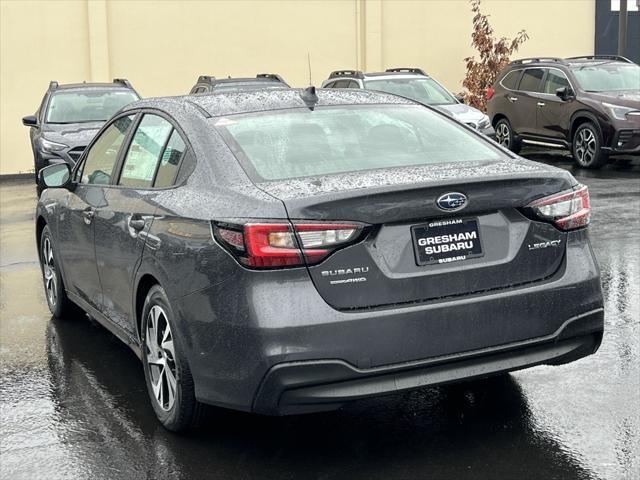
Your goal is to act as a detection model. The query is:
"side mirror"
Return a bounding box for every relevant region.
[555,86,574,101]
[38,163,72,190]
[454,94,465,104]
[22,115,38,127]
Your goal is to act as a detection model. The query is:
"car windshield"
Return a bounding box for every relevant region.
[364,78,457,105]
[215,105,502,181]
[571,63,640,92]
[46,90,139,124]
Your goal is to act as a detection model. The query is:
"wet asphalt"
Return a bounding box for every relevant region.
[0,149,638,480]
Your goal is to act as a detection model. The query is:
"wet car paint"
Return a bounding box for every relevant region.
[0,150,638,480]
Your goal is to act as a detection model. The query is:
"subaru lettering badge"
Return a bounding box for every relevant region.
[436,192,467,211]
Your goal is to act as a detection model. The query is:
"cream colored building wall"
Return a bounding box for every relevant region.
[1,0,92,175]
[381,0,596,94]
[0,0,594,176]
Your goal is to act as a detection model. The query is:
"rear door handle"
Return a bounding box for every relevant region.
[82,207,95,225]
[129,214,146,231]
[537,102,546,107]
[508,96,518,102]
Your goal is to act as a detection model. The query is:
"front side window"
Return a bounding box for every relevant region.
[81,115,134,185]
[518,69,545,92]
[215,105,502,181]
[119,115,173,188]
[571,63,640,92]
[543,69,570,94]
[364,78,457,105]
[46,90,139,124]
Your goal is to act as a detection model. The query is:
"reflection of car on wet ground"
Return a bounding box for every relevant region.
[321,68,495,138]
[487,55,640,168]
[189,73,289,94]
[22,79,140,180]
[35,87,603,432]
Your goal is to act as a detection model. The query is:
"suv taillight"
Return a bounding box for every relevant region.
[213,221,365,268]
[486,86,495,100]
[526,185,590,231]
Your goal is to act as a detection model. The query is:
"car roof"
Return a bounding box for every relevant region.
[326,69,431,81]
[126,88,416,118]
[210,78,282,85]
[53,83,134,91]
[505,55,634,69]
[195,74,289,88]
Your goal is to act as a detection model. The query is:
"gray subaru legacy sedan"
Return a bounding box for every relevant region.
[36,88,604,431]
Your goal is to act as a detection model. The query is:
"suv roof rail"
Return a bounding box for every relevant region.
[510,57,563,65]
[328,69,364,79]
[565,55,633,63]
[113,78,132,88]
[197,75,216,84]
[256,73,289,85]
[385,67,428,76]
[48,81,58,90]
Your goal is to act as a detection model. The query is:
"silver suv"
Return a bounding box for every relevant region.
[322,68,495,138]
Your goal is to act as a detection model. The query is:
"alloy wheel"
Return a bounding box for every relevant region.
[42,237,57,307]
[145,305,177,411]
[496,122,511,148]
[575,128,596,166]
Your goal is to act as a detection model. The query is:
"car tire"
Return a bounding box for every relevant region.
[572,122,608,169]
[39,225,79,318]
[494,118,521,154]
[141,285,202,432]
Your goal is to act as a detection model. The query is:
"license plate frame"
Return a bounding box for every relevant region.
[411,218,484,266]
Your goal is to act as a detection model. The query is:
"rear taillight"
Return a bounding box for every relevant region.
[213,222,364,268]
[486,86,495,100]
[526,185,590,231]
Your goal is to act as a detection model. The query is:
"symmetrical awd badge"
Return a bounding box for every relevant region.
[437,192,467,211]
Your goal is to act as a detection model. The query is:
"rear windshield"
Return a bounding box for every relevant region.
[571,63,640,92]
[46,90,139,124]
[214,105,503,181]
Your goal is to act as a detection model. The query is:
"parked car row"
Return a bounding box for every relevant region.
[23,55,638,181]
[35,61,606,430]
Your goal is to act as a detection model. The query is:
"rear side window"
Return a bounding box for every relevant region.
[119,115,172,188]
[500,70,521,90]
[543,69,570,94]
[81,115,134,185]
[154,131,186,187]
[215,105,502,181]
[518,69,545,92]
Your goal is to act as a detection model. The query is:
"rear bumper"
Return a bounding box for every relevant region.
[174,229,603,414]
[253,309,603,414]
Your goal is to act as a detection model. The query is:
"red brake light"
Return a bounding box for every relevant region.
[486,86,495,100]
[526,185,590,231]
[214,222,364,269]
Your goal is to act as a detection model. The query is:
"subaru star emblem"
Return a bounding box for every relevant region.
[437,192,467,211]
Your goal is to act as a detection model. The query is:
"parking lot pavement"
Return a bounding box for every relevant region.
[1,152,638,480]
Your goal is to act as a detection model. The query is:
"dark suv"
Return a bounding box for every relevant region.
[23,79,139,179]
[189,73,289,94]
[487,56,639,168]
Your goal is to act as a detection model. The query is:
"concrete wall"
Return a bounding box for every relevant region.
[0,0,595,175]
